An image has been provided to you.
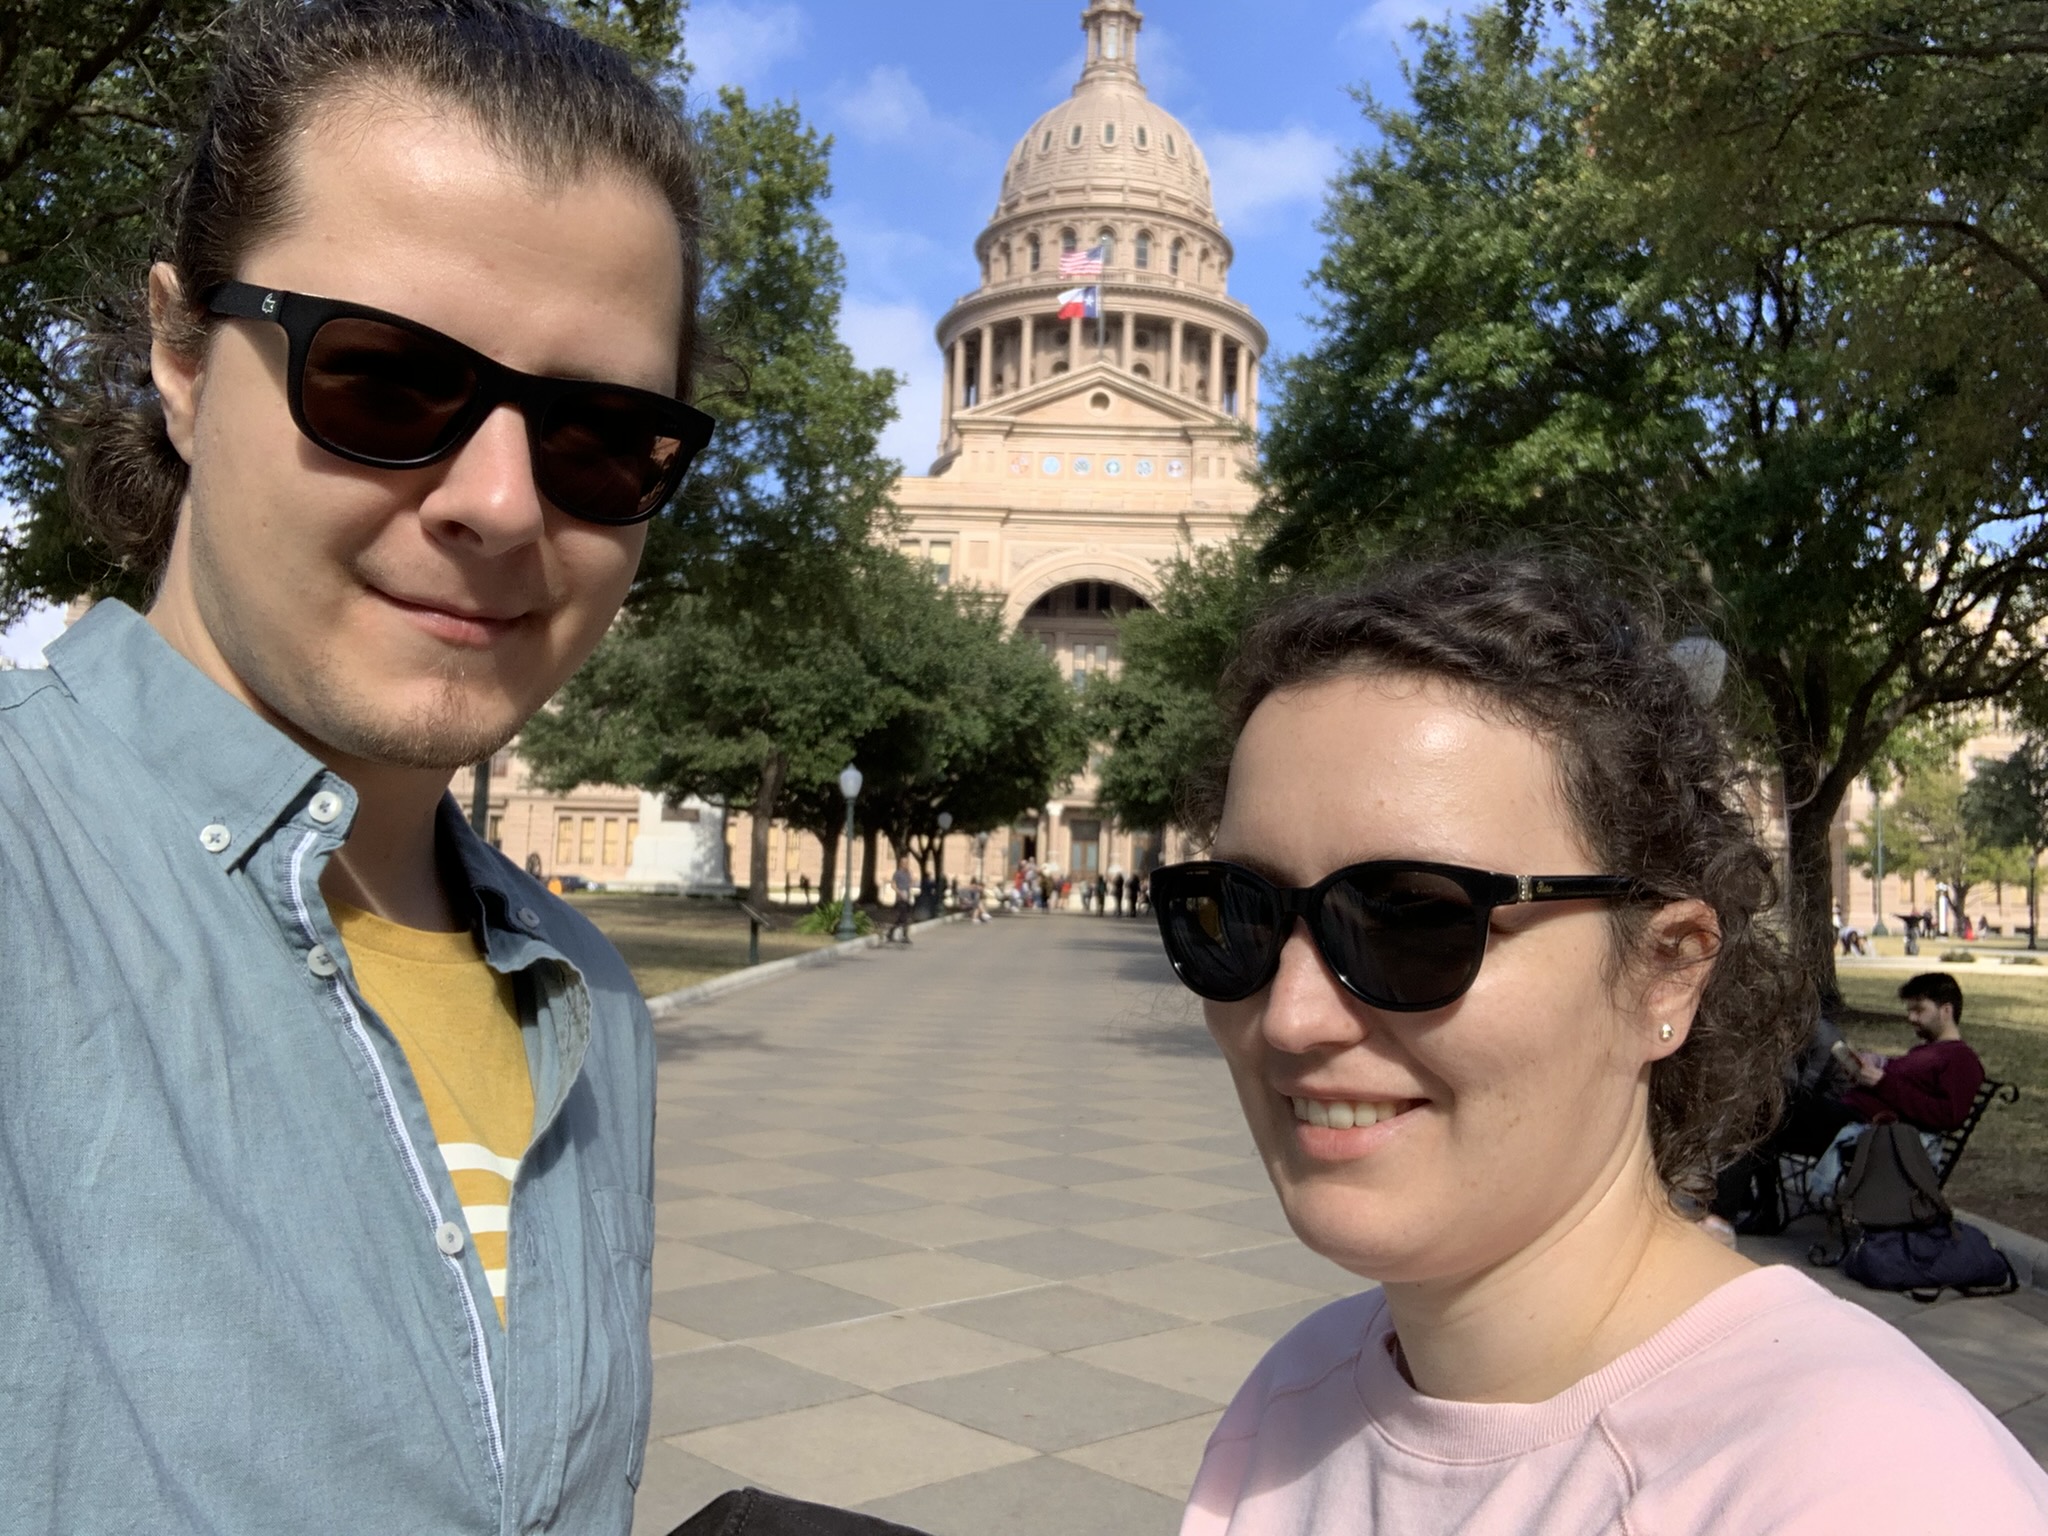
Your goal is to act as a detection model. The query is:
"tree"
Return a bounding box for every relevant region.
[1243,11,2048,1001]
[1964,739,2048,948]
[1888,767,2002,929]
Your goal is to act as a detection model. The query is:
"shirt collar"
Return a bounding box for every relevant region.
[46,600,329,863]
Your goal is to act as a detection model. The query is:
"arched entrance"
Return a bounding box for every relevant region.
[1015,580,1151,690]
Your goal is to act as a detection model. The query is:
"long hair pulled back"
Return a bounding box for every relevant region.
[1190,552,1814,1207]
[61,0,704,585]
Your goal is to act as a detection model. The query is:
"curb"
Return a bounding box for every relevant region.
[1960,1209,2048,1292]
[644,911,966,1018]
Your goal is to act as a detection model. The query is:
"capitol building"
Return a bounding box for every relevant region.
[499,0,1266,895]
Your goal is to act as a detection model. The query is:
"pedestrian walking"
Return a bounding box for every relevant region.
[0,3,711,1528]
[886,856,915,943]
[1094,872,1108,913]
[1113,870,1126,915]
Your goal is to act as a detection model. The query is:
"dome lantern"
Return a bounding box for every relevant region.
[1079,0,1145,90]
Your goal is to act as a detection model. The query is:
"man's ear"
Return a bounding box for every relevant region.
[148,263,204,465]
[1642,899,1721,1060]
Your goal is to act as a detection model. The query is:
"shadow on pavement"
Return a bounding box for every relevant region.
[652,1023,780,1063]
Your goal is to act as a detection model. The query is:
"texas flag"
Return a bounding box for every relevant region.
[1057,285,1099,320]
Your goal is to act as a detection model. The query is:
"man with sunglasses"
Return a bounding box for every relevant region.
[0,3,712,1531]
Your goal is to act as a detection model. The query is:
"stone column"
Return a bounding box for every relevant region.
[976,324,992,406]
[1120,310,1133,372]
[942,337,957,439]
[1235,345,1250,421]
[1023,315,1036,387]
[1207,328,1223,406]
[1168,317,1184,393]
[1069,311,1083,362]
[1248,353,1260,428]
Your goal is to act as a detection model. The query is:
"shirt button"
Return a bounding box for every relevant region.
[435,1221,466,1257]
[305,944,339,979]
[199,823,232,854]
[516,906,542,931]
[308,790,345,825]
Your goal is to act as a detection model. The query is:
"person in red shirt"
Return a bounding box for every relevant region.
[1841,972,1984,1131]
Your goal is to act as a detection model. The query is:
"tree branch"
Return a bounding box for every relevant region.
[0,0,167,186]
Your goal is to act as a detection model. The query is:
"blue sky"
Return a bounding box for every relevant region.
[0,0,1470,666]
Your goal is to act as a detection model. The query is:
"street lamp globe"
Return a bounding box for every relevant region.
[835,764,862,941]
[839,764,864,801]
[937,812,954,832]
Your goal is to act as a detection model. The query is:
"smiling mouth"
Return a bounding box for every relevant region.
[1289,1096,1421,1130]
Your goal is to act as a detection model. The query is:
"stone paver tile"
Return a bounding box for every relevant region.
[1179,1131,1261,1158]
[933,1284,1186,1352]
[785,1146,944,1179]
[723,1103,871,1132]
[648,1344,860,1438]
[973,1188,1163,1228]
[813,1117,948,1146]
[1080,1174,1248,1211]
[655,1195,806,1241]
[748,1179,932,1218]
[908,1112,1052,1137]
[1222,1296,1344,1342]
[801,1250,1043,1309]
[1069,1324,1273,1403]
[664,1161,838,1197]
[652,1241,773,1292]
[778,1085,893,1106]
[1210,1241,1370,1296]
[673,1395,1033,1508]
[838,1204,1047,1248]
[869,1165,1052,1204]
[991,1154,1136,1187]
[652,1272,889,1340]
[1085,1142,1243,1175]
[889,1355,1215,1452]
[1074,1211,1284,1259]
[924,1091,1060,1113]
[753,1310,1044,1391]
[650,1316,721,1358]
[1895,1300,2048,1414]
[1198,1195,1300,1237]
[2001,1394,2048,1463]
[698,1129,862,1159]
[1056,1412,1221,1501]
[694,1219,916,1271]
[1000,1126,1148,1154]
[950,1229,1164,1281]
[1077,1259,1322,1323]
[889,1135,1045,1167]
[1996,1288,2048,1328]
[629,1442,746,1536]
[1175,1159,1283,1194]
[648,1141,740,1168]
[1096,1118,1223,1144]
[861,1452,1184,1536]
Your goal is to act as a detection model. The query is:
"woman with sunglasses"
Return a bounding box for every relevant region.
[1165,557,2048,1534]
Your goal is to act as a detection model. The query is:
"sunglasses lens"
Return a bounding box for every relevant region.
[302,317,477,462]
[1155,866,1281,1001]
[537,390,689,524]
[1322,867,1484,1010]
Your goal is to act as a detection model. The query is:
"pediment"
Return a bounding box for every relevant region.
[959,362,1228,433]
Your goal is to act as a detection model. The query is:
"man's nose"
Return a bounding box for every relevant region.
[417,404,548,556]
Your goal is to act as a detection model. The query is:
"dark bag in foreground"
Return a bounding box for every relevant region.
[668,1488,935,1536]
[1836,1117,1949,1232]
[1841,1222,2019,1301]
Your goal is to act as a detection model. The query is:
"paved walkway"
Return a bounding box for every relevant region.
[632,914,2048,1536]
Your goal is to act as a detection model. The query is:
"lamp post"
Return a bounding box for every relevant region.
[1871,789,1889,938]
[836,764,863,941]
[936,811,953,889]
[975,831,989,885]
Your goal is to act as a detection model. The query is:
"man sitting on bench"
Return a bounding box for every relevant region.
[1716,972,1984,1232]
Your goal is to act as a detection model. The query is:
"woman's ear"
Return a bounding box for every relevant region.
[148,263,204,465]
[1641,899,1720,1060]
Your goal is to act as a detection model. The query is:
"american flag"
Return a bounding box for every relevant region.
[1059,242,1106,278]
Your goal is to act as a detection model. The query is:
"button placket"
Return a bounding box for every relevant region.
[199,823,232,854]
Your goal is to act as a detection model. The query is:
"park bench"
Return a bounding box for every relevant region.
[1777,1077,2019,1231]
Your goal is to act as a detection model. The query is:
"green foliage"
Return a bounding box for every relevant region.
[1964,738,2048,946]
[793,899,871,937]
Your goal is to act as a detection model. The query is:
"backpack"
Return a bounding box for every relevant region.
[1829,1117,2018,1302]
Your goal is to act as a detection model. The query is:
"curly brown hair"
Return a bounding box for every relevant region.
[61,0,705,585]
[1186,552,1814,1206]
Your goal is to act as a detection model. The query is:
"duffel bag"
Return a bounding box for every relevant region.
[1841,1220,2019,1302]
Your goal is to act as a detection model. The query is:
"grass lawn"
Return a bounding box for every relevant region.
[1836,969,2048,1238]
[566,892,840,999]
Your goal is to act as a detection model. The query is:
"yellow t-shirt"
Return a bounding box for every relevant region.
[332,902,534,1326]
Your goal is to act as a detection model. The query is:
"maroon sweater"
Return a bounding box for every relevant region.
[1844,1037,1985,1132]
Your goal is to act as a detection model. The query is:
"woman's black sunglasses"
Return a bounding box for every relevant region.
[1151,860,1647,1012]
[204,281,714,526]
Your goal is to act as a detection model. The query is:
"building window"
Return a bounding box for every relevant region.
[1103,20,1121,59]
[1098,228,1116,265]
[1069,124,1083,147]
[490,749,512,775]
[1027,234,1041,272]
[1061,228,1077,254]
[579,816,598,864]
[1166,133,1178,157]
[901,538,922,558]
[601,818,621,865]
[555,817,575,867]
[1102,122,1117,146]
[929,541,953,585]
[624,821,637,866]
[487,814,502,849]
[1041,129,1053,152]
[1133,362,1151,380]
[1134,231,1151,269]
[1169,239,1184,276]
[1137,125,1150,149]
[1000,241,1012,277]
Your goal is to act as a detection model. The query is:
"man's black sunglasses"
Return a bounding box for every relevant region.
[1150,859,1648,1012]
[204,281,714,526]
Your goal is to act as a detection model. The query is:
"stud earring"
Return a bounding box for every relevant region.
[1659,1022,1675,1042]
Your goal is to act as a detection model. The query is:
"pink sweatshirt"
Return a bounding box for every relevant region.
[1182,1265,2048,1535]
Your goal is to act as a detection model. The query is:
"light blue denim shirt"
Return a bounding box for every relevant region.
[0,601,657,1535]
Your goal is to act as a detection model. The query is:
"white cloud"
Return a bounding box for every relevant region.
[1348,0,1482,39]
[1203,126,1343,234]
[829,65,993,172]
[832,209,950,303]
[0,601,65,668]
[839,296,943,476]
[686,1,807,94]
